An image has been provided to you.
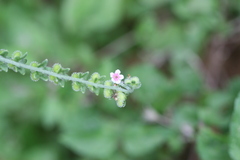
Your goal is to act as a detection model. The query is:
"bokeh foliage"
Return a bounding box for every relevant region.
[0,0,240,160]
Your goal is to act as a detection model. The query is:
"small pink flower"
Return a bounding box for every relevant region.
[110,69,124,84]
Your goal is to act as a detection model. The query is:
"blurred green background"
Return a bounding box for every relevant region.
[1,0,240,160]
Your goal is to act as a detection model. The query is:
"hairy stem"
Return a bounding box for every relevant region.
[0,56,131,93]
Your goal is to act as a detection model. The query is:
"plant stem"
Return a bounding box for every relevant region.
[0,56,130,93]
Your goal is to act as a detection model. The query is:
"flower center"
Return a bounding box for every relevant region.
[114,75,119,79]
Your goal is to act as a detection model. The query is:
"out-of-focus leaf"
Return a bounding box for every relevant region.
[123,123,167,157]
[135,16,185,50]
[199,92,232,128]
[60,109,118,159]
[61,0,123,37]
[23,146,59,160]
[76,44,97,69]
[172,103,198,127]
[171,51,203,94]
[40,96,63,129]
[128,64,166,105]
[230,92,240,160]
[172,0,219,19]
[167,130,184,153]
[126,0,169,18]
[197,127,231,160]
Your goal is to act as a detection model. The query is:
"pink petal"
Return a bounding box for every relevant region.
[112,78,118,83]
[115,79,121,84]
[115,69,121,74]
[110,72,114,77]
[119,75,124,80]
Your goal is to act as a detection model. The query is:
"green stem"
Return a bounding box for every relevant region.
[0,56,130,93]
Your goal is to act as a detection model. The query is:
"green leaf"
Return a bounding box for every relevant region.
[127,64,165,105]
[88,72,105,95]
[172,0,218,20]
[123,123,167,157]
[49,63,69,87]
[61,68,70,74]
[40,74,49,81]
[103,80,114,99]
[58,79,65,88]
[30,61,48,82]
[199,92,232,128]
[172,103,198,127]
[19,58,27,64]
[8,64,18,72]
[49,75,58,84]
[21,52,28,59]
[115,91,127,108]
[41,96,63,129]
[18,67,26,75]
[30,72,40,81]
[230,92,240,160]
[11,50,23,61]
[30,61,39,68]
[71,72,89,93]
[23,146,59,160]
[0,49,8,57]
[124,76,141,89]
[61,0,123,36]
[197,127,230,160]
[52,63,62,73]
[60,109,118,159]
[0,63,8,72]
[38,59,48,68]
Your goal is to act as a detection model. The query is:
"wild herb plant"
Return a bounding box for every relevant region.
[0,49,141,107]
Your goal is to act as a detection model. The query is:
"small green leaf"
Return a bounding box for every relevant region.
[124,76,141,89]
[21,52,28,59]
[88,72,105,95]
[0,63,8,72]
[7,50,28,73]
[49,75,58,83]
[49,63,69,87]
[103,80,114,99]
[72,82,81,91]
[30,61,48,82]
[38,59,48,68]
[58,79,65,88]
[19,58,27,64]
[30,61,39,67]
[18,67,26,75]
[71,72,89,93]
[49,76,65,87]
[61,68,70,74]
[81,72,89,79]
[52,63,62,73]
[30,72,40,81]
[115,91,127,107]
[90,72,101,83]
[72,81,86,93]
[0,49,8,57]
[71,72,89,80]
[40,74,49,81]
[71,72,79,78]
[8,64,18,72]
[11,50,23,61]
